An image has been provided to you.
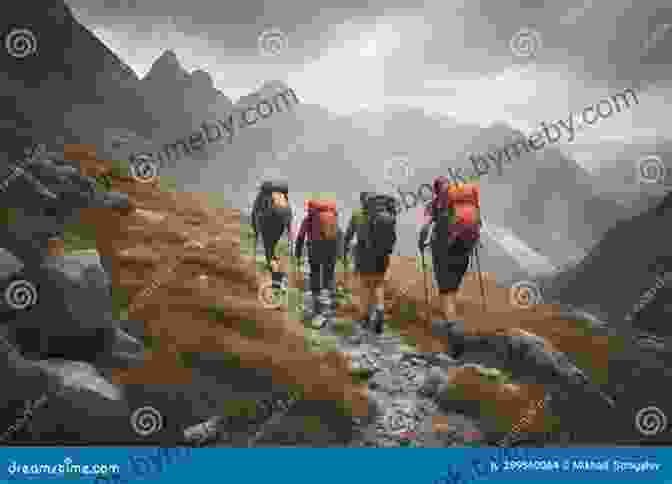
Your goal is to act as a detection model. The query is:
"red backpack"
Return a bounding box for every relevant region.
[307,200,338,241]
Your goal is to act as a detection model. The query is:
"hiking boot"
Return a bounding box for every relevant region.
[271,271,288,290]
[311,313,329,329]
[302,290,316,321]
[354,314,371,331]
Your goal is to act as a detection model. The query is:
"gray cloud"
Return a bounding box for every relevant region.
[66,0,671,95]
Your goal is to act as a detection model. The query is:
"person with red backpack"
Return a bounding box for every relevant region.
[294,198,344,329]
[418,175,481,322]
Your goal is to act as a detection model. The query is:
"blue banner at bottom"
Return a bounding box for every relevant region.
[0,448,669,483]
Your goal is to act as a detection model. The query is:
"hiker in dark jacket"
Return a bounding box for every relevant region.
[344,192,397,334]
[252,181,293,289]
[418,175,481,321]
[294,199,344,328]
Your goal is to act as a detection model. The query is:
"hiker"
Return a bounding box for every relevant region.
[294,199,344,328]
[251,180,293,290]
[418,175,481,322]
[343,192,398,334]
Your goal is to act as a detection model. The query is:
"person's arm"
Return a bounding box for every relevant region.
[294,217,307,260]
[336,226,345,260]
[343,215,356,258]
[418,223,431,252]
[251,194,261,235]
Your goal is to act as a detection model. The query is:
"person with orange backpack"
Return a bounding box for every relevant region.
[294,198,344,328]
[418,175,482,322]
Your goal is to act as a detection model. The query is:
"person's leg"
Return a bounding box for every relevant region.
[370,255,390,334]
[322,259,337,320]
[439,290,459,320]
[301,256,313,319]
[310,261,323,309]
[357,274,372,323]
[307,260,322,319]
[270,256,284,289]
[371,278,385,333]
[435,239,472,321]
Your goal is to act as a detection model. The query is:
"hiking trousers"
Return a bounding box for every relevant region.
[309,261,336,292]
[432,236,476,292]
[301,257,337,318]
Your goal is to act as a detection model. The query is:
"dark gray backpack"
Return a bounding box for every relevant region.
[252,180,292,267]
[361,193,397,255]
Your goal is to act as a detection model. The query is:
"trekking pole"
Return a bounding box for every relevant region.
[474,242,487,312]
[421,247,431,325]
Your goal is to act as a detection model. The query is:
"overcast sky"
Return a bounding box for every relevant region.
[67,0,671,145]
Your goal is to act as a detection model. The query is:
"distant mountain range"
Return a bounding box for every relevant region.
[2,0,669,287]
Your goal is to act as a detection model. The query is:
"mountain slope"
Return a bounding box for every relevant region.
[544,191,672,335]
[0,0,151,159]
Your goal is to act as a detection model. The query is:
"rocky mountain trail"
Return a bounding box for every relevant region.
[2,149,671,446]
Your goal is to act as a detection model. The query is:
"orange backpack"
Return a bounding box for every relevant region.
[446,182,480,225]
[307,200,338,240]
[433,180,481,242]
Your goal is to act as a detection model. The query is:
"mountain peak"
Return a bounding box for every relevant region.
[159,49,179,63]
[190,69,213,88]
[144,49,188,82]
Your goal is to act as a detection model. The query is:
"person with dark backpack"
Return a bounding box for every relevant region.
[294,198,344,329]
[343,192,398,334]
[251,180,293,290]
[418,175,481,322]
